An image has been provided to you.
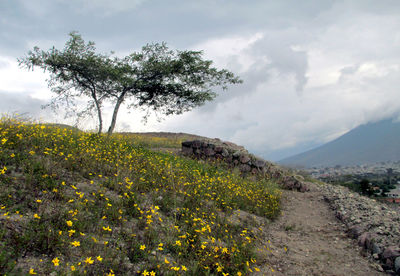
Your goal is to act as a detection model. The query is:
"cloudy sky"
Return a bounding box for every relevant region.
[1,0,400,161]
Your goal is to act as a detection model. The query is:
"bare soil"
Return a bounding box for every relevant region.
[259,182,385,276]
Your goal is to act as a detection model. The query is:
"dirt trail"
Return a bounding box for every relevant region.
[259,182,385,276]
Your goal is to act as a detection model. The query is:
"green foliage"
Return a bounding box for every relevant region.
[359,178,374,196]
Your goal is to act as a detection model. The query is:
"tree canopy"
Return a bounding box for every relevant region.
[19,32,242,134]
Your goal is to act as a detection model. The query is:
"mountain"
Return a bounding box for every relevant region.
[279,119,400,167]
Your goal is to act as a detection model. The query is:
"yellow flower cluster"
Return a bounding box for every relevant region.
[0,118,281,275]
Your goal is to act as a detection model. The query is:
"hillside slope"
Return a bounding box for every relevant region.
[280,119,400,167]
[0,119,281,275]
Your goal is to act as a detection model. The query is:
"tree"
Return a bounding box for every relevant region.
[19,32,114,133]
[359,178,374,196]
[19,32,242,134]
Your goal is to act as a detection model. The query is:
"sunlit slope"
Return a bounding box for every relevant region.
[280,119,400,167]
[0,118,280,275]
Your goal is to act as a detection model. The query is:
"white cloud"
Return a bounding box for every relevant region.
[3,0,400,160]
[158,5,400,160]
[0,57,50,100]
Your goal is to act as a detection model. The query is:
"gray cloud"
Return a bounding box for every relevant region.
[0,90,47,118]
[2,0,400,160]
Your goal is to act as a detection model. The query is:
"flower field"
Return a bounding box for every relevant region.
[0,118,281,275]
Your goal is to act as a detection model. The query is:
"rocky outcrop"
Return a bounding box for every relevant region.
[319,183,400,274]
[181,140,309,192]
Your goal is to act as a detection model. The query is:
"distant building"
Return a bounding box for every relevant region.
[384,198,400,203]
[387,185,400,198]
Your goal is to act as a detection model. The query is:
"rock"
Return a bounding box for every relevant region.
[254,159,266,168]
[232,150,241,158]
[372,243,382,255]
[239,164,251,173]
[348,225,363,239]
[365,234,378,250]
[372,263,384,272]
[181,141,193,147]
[395,256,400,273]
[358,232,370,248]
[278,176,308,192]
[225,155,233,163]
[299,183,309,192]
[383,246,400,260]
[204,147,215,156]
[384,257,394,270]
[294,175,305,181]
[221,148,229,157]
[206,143,215,149]
[192,140,204,148]
[181,146,193,155]
[239,154,251,164]
[215,154,223,159]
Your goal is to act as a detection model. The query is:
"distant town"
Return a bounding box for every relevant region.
[302,161,400,202]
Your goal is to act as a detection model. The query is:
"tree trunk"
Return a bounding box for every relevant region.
[90,88,103,134]
[107,94,125,135]
[94,99,103,134]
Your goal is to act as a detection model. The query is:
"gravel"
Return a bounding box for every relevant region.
[316,182,400,274]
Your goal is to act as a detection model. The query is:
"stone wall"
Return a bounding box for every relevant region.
[181,139,309,192]
[321,183,400,274]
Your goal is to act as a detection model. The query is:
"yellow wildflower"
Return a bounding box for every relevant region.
[52,257,60,266]
[71,241,80,247]
[84,257,94,264]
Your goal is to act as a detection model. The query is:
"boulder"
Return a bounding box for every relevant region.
[348,225,364,239]
[372,243,382,255]
[181,146,193,155]
[239,164,251,173]
[358,232,370,248]
[192,140,204,148]
[254,159,266,168]
[239,154,251,164]
[394,256,400,274]
[221,148,229,157]
[279,176,308,192]
[383,246,400,260]
[181,141,193,147]
[204,147,215,156]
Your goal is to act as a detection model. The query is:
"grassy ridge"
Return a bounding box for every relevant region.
[0,118,280,275]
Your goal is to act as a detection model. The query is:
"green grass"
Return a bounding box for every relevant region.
[0,117,281,275]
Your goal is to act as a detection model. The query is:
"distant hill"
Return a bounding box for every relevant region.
[279,119,400,168]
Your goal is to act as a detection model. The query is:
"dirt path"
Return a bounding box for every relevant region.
[259,182,385,276]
